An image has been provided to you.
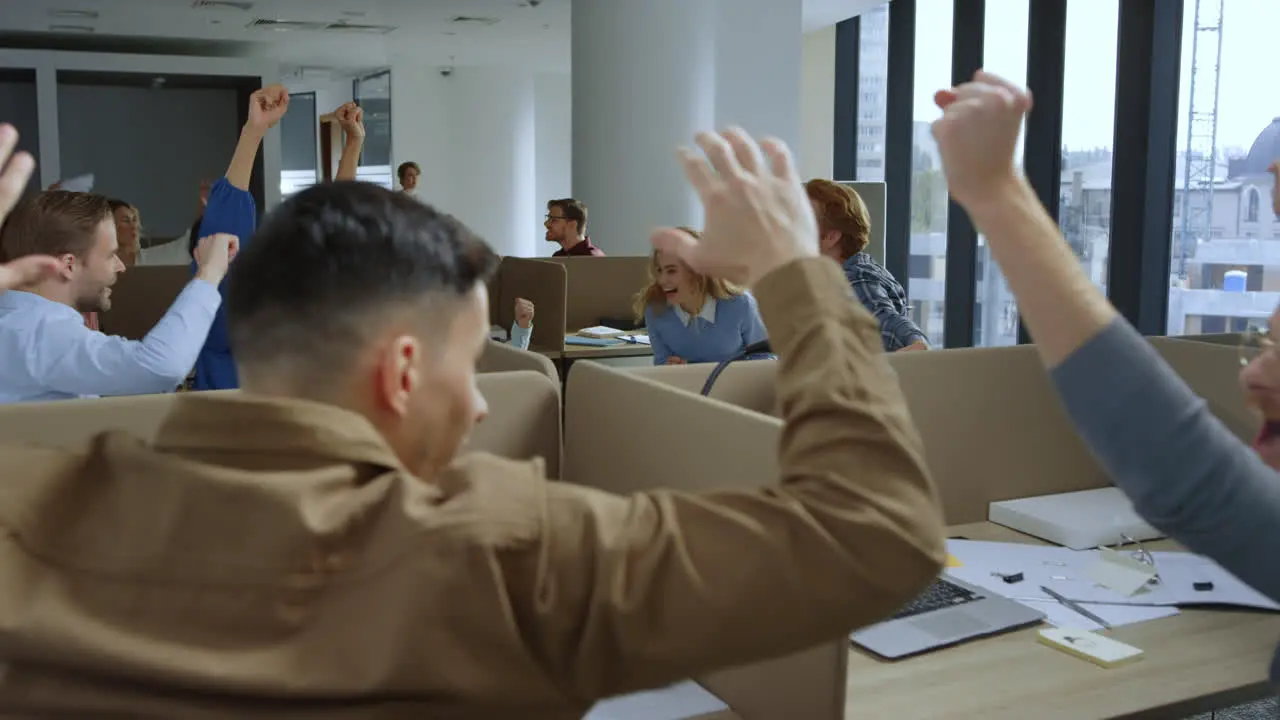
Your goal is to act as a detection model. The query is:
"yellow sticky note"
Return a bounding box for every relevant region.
[945,554,963,568]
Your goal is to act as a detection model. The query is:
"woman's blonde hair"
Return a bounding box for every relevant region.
[633,228,744,322]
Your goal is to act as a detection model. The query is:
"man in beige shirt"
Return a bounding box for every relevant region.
[0,126,946,717]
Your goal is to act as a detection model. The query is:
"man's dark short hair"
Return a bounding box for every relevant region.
[397,161,421,181]
[547,198,587,232]
[227,182,499,373]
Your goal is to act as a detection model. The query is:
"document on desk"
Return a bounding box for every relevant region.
[584,681,729,720]
[617,334,651,345]
[945,540,1180,631]
[1150,551,1280,610]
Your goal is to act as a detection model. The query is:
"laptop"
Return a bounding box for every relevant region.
[851,575,1045,659]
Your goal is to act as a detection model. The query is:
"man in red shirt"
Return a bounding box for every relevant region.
[545,198,605,256]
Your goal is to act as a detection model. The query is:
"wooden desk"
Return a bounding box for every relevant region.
[844,523,1280,719]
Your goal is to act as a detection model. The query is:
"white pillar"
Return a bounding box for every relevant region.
[715,0,804,151]
[391,65,538,258]
[572,0,717,257]
[442,68,538,258]
[535,72,572,258]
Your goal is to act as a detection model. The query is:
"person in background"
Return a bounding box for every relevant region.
[188,85,290,392]
[0,129,944,715]
[0,124,57,293]
[805,178,928,352]
[0,189,236,402]
[545,197,605,256]
[635,230,767,366]
[510,296,534,350]
[931,71,1280,654]
[397,160,420,195]
[108,199,142,269]
[1237,160,1280,469]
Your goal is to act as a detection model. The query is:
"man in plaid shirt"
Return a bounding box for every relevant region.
[805,179,929,352]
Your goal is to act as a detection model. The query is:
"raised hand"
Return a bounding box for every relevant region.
[0,123,34,222]
[247,84,290,131]
[514,297,535,329]
[0,123,58,291]
[0,255,58,292]
[652,128,817,287]
[192,233,241,286]
[931,70,1032,210]
[336,102,366,142]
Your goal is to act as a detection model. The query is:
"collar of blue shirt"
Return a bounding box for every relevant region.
[672,296,717,326]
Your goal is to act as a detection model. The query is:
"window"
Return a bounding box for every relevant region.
[855,3,889,183]
[0,70,40,198]
[905,0,952,346]
[1167,0,1278,335]
[353,70,393,189]
[972,0,1029,347]
[279,92,317,199]
[1060,0,1118,305]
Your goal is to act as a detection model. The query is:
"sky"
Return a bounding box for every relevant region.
[907,0,1278,154]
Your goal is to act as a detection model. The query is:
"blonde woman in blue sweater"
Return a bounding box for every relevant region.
[634,229,768,365]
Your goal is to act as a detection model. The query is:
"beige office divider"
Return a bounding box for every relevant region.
[629,360,778,416]
[564,361,846,720]
[886,345,1110,522]
[625,346,1112,525]
[1166,332,1243,347]
[496,258,568,355]
[0,372,562,477]
[1149,336,1256,442]
[839,181,886,265]
[478,339,560,387]
[486,257,507,328]
[548,256,652,331]
[99,265,193,340]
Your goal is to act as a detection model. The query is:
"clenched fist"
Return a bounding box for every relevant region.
[247,84,290,131]
[514,297,535,329]
[193,233,241,286]
[335,102,366,142]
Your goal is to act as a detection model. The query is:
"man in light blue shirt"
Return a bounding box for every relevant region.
[0,191,236,403]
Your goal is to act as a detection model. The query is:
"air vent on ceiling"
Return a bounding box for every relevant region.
[49,9,99,19]
[449,16,500,26]
[246,18,327,31]
[323,22,397,35]
[192,0,255,10]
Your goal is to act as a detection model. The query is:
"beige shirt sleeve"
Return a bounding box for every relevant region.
[505,258,946,702]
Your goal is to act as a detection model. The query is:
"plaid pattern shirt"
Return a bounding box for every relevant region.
[842,253,930,351]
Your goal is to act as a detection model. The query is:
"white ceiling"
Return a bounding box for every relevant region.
[0,0,887,74]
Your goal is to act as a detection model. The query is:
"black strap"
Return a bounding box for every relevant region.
[699,340,772,396]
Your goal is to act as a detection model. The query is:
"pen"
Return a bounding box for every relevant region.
[1040,585,1112,629]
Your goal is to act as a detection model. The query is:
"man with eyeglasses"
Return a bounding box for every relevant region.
[544,198,605,256]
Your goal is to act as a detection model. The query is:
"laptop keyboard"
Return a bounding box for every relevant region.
[890,578,981,620]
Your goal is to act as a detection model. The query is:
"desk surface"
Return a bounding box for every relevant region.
[536,334,655,361]
[843,522,1280,719]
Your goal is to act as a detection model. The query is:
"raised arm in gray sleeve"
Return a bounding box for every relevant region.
[1050,319,1280,602]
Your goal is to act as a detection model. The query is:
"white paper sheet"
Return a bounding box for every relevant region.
[1151,551,1280,610]
[946,539,1180,629]
[584,681,728,720]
